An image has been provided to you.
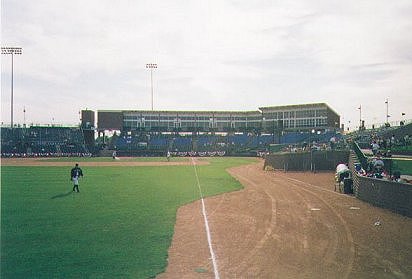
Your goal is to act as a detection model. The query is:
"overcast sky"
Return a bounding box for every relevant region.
[1,0,411,130]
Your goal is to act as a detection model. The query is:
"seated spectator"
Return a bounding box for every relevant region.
[329,137,336,150]
[392,171,401,182]
[372,156,384,177]
[302,141,307,151]
[354,163,366,175]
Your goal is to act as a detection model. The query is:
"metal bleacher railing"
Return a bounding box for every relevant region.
[352,141,368,171]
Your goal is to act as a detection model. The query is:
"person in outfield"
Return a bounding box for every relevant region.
[70,163,84,192]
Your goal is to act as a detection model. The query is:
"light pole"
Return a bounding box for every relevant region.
[358,105,362,130]
[385,98,389,124]
[146,63,157,111]
[23,106,26,127]
[1,47,23,128]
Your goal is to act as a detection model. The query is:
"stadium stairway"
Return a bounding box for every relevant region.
[168,138,174,151]
[56,144,62,155]
[192,138,198,152]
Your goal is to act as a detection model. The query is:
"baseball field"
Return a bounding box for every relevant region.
[2,156,412,278]
[1,157,255,278]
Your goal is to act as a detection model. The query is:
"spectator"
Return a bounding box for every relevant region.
[390,134,395,148]
[329,137,336,150]
[392,171,401,182]
[371,141,379,156]
[372,155,384,176]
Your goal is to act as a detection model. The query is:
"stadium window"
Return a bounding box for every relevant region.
[309,110,316,117]
[309,119,315,126]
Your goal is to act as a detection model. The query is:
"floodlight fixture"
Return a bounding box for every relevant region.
[1,47,22,55]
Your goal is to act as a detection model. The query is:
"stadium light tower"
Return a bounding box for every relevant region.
[1,47,23,128]
[146,63,157,111]
[385,98,389,124]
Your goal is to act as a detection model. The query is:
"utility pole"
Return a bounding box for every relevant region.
[146,63,157,111]
[1,47,23,128]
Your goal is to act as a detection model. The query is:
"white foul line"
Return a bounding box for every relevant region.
[191,158,220,279]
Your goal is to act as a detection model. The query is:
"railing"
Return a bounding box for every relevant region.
[352,141,368,170]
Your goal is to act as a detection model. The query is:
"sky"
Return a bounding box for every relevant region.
[1,0,411,130]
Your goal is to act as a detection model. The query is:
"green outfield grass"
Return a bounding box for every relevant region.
[392,159,412,176]
[39,156,188,162]
[1,157,257,278]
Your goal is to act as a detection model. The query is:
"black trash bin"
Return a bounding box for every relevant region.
[343,178,353,194]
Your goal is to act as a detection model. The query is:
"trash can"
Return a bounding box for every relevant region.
[343,178,353,194]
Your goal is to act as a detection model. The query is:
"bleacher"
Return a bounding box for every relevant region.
[1,126,90,157]
[248,135,273,148]
[30,143,57,154]
[170,137,192,152]
[148,135,168,150]
[227,134,249,147]
[347,123,411,155]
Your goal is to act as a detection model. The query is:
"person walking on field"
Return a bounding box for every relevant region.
[70,163,84,193]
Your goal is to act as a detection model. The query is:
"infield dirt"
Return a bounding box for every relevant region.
[158,160,412,278]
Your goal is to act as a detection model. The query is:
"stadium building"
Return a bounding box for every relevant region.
[94,103,340,134]
[75,103,341,156]
[1,103,341,158]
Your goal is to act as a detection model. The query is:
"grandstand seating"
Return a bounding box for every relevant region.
[227,134,248,147]
[1,126,90,157]
[249,135,273,148]
[148,135,168,150]
[195,135,227,151]
[347,123,411,153]
[1,125,347,158]
[170,137,192,152]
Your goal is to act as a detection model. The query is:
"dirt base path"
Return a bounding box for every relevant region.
[158,161,412,278]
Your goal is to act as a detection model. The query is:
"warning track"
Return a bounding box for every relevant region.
[159,161,412,278]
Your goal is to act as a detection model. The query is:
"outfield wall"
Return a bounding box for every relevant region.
[349,151,412,217]
[264,150,349,171]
